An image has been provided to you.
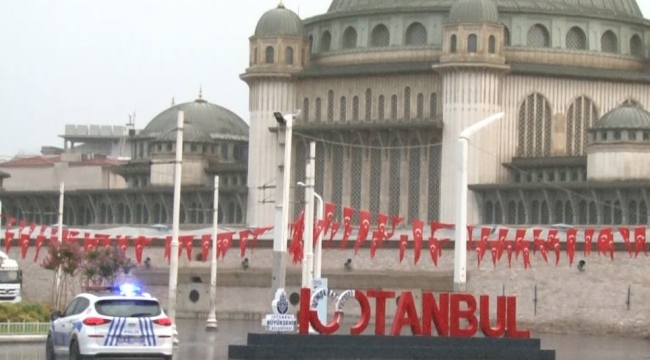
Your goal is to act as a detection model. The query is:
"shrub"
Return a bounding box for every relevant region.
[0,302,52,323]
[81,246,135,286]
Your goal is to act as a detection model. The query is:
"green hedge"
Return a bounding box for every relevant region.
[0,302,52,323]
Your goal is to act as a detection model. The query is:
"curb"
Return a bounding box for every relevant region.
[0,335,47,344]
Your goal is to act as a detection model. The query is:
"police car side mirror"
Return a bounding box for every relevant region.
[50,311,62,321]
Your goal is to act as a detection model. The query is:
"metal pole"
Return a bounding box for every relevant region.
[313,192,323,279]
[206,175,219,331]
[167,111,184,350]
[454,112,504,291]
[272,114,293,296]
[55,182,64,304]
[305,142,316,288]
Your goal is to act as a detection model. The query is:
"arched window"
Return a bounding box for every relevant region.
[405,22,427,45]
[566,96,598,155]
[508,201,517,224]
[331,146,344,221]
[614,200,623,224]
[565,201,574,224]
[630,34,644,57]
[390,95,398,120]
[579,201,587,224]
[369,139,382,216]
[527,24,550,48]
[404,87,411,120]
[428,144,442,221]
[315,98,322,122]
[353,96,360,121]
[566,27,587,50]
[554,200,564,223]
[484,201,494,224]
[253,47,258,64]
[319,31,332,52]
[504,27,511,46]
[488,35,496,54]
[517,93,552,157]
[468,34,478,53]
[378,95,385,121]
[601,30,618,53]
[517,202,526,224]
[285,47,294,65]
[371,24,390,47]
[588,201,598,224]
[389,139,401,217]
[340,97,347,122]
[365,89,372,121]
[265,46,275,64]
[408,139,421,222]
[494,202,503,224]
[640,201,648,224]
[430,92,438,117]
[343,27,358,49]
[350,142,363,223]
[541,201,550,224]
[416,93,424,119]
[327,90,334,122]
[450,35,457,53]
[303,98,310,122]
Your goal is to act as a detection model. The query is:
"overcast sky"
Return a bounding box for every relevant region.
[1,0,650,158]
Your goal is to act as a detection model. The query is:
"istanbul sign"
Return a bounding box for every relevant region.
[298,288,530,338]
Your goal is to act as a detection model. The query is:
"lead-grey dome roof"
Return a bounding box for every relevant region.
[593,102,650,130]
[140,98,248,142]
[255,3,306,37]
[449,0,498,23]
[326,0,643,22]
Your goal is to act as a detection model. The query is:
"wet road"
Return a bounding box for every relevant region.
[1,319,649,360]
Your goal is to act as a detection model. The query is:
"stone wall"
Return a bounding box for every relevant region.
[12,245,650,338]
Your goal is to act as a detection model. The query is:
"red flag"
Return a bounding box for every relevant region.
[4,231,14,254]
[218,232,235,259]
[428,236,440,267]
[28,222,36,236]
[117,236,129,253]
[134,236,150,265]
[353,210,372,255]
[165,236,172,260]
[522,247,531,270]
[289,209,305,260]
[430,222,453,237]
[250,227,272,253]
[340,207,355,250]
[467,225,474,251]
[634,227,647,257]
[95,234,111,249]
[532,228,543,255]
[584,228,595,256]
[34,233,46,263]
[19,233,30,259]
[369,231,380,258]
[477,227,490,265]
[496,228,508,261]
[505,240,514,268]
[322,203,336,235]
[180,235,194,261]
[326,222,340,249]
[398,234,408,263]
[412,220,424,265]
[514,229,527,258]
[83,233,99,252]
[566,229,577,266]
[201,234,211,262]
[597,228,612,257]
[490,246,498,268]
[553,242,561,267]
[618,227,632,257]
[239,230,250,258]
[386,215,404,239]
[376,214,389,239]
[313,219,325,248]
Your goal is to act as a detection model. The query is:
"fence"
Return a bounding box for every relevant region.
[0,321,49,335]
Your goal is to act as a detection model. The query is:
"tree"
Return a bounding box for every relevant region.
[41,241,84,310]
[81,246,135,287]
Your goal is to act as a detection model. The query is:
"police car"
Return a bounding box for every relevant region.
[46,284,174,360]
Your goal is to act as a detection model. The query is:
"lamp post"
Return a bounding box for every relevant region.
[454,112,504,291]
[206,175,219,331]
[271,112,297,297]
[167,111,184,351]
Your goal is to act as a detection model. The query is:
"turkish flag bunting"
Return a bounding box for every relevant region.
[618,227,632,257]
[497,228,508,261]
[596,228,613,258]
[369,231,380,258]
[217,232,235,259]
[18,220,26,233]
[239,230,250,259]
[490,246,498,268]
[412,219,424,265]
[428,236,440,267]
[340,207,355,250]
[34,233,47,263]
[532,228,543,255]
[566,229,577,266]
[250,227,272,253]
[515,228,527,258]
[134,236,150,264]
[83,233,99,252]
[28,223,36,236]
[398,234,408,263]
[164,236,172,260]
[386,215,404,239]
[584,228,595,256]
[289,209,305,260]
[522,247,531,270]
[313,219,325,247]
[322,203,336,236]
[326,222,340,249]
[376,213,388,240]
[95,234,111,249]
[353,210,372,255]
[467,225,474,250]
[634,227,647,257]
[505,240,515,268]
[65,231,80,244]
[547,229,559,265]
[20,233,30,259]
[117,236,129,253]
[201,234,211,262]
[477,227,490,266]
[180,235,194,261]
[4,231,14,254]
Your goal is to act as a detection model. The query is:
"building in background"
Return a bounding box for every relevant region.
[244,0,650,228]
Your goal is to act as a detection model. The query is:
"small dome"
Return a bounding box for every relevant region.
[140,97,248,142]
[593,101,650,130]
[255,2,306,37]
[449,0,499,24]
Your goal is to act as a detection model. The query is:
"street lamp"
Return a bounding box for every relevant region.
[454,112,504,291]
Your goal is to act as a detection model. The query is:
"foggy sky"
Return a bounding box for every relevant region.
[1,0,649,158]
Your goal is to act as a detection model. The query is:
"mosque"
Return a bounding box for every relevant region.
[2,0,650,231]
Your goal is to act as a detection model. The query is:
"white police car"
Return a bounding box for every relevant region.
[46,284,174,360]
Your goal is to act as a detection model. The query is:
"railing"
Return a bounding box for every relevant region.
[0,322,49,335]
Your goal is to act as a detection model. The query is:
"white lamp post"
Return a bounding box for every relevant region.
[454,112,504,291]
[206,175,219,331]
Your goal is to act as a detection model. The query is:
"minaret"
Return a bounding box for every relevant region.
[241,2,308,227]
[434,0,510,224]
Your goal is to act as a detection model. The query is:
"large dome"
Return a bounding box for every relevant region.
[140,97,248,142]
[449,0,498,23]
[326,0,643,22]
[593,101,650,130]
[255,3,306,37]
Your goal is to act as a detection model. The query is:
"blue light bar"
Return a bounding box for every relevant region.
[118,284,142,296]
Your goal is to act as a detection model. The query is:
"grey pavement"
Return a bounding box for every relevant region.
[1,319,650,360]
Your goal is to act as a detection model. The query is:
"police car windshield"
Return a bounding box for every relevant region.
[94,299,162,318]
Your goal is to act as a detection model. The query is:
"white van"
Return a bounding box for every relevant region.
[0,251,22,303]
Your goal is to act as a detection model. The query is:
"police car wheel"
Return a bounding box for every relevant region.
[45,336,55,360]
[69,340,81,360]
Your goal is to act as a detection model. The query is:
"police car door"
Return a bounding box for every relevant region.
[53,298,80,355]
[59,297,90,356]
